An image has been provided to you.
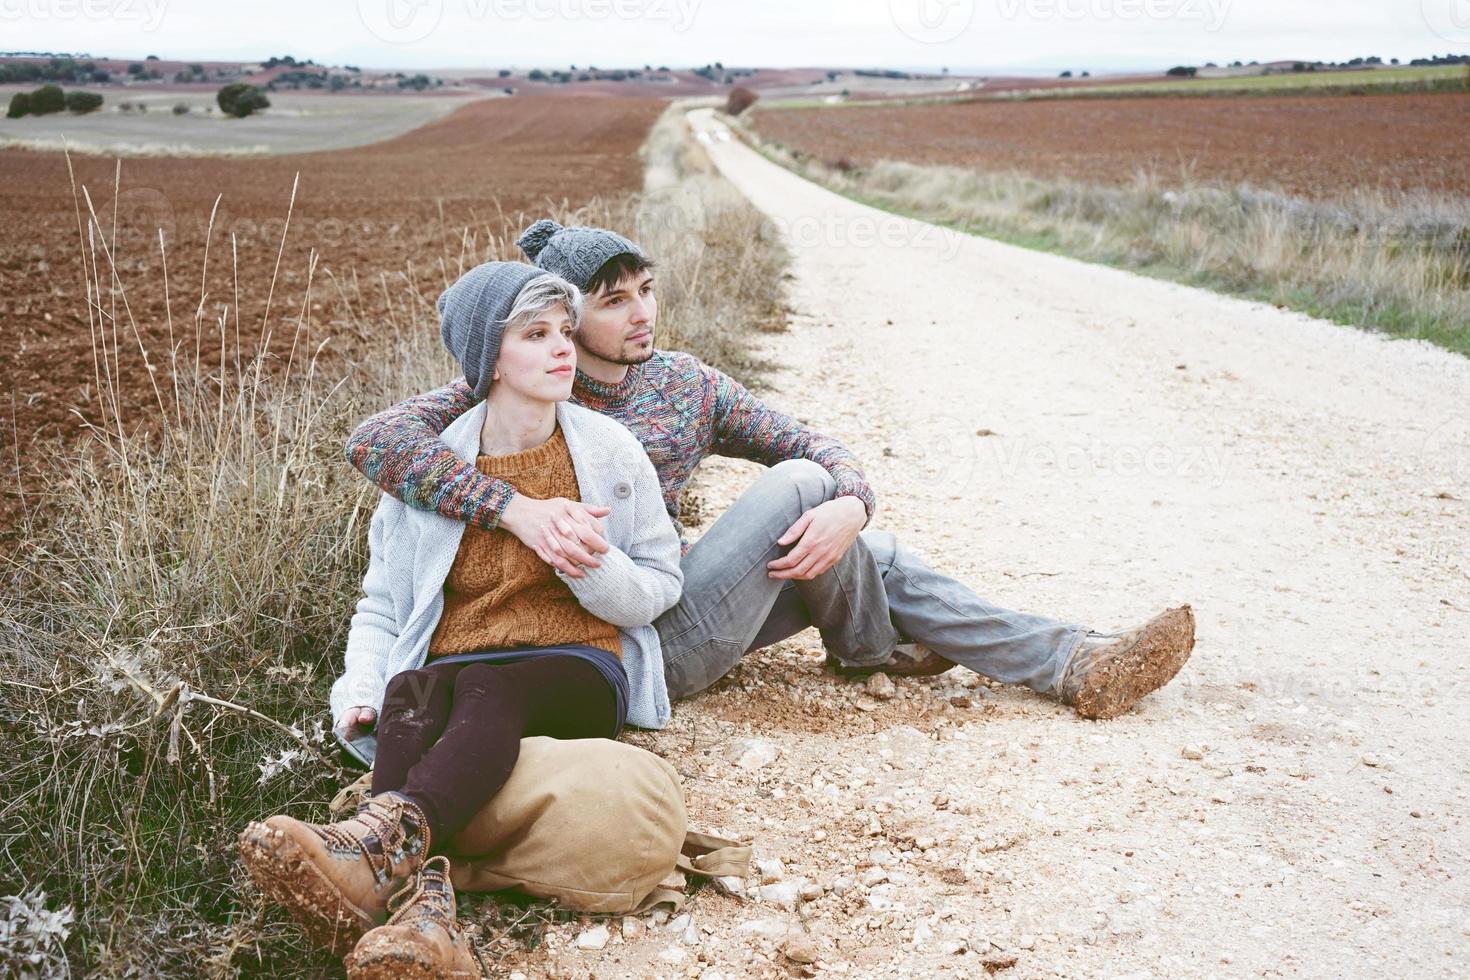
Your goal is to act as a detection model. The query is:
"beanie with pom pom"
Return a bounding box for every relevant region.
[514,219,645,292]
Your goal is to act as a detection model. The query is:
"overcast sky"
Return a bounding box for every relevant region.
[5,0,1466,73]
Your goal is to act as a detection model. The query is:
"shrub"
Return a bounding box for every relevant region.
[29,84,66,115]
[7,91,30,118]
[217,82,270,118]
[173,102,190,115]
[65,91,104,114]
[726,86,758,116]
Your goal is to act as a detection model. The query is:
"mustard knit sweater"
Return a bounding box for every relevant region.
[428,425,622,659]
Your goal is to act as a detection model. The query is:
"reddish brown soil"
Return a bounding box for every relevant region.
[753,93,1470,198]
[0,95,663,534]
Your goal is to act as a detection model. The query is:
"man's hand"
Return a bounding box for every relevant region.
[336,706,376,741]
[768,495,867,581]
[500,495,612,579]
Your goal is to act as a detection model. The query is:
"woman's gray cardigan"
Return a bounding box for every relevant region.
[329,399,684,729]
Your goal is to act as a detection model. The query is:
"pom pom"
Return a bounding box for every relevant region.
[515,219,563,260]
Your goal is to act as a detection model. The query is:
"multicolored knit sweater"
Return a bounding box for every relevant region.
[345,350,876,545]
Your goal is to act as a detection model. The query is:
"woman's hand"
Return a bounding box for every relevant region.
[336,706,377,741]
[500,495,612,578]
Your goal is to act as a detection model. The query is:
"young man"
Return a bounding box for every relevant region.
[345,219,1196,721]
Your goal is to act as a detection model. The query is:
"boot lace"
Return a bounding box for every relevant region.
[316,794,430,885]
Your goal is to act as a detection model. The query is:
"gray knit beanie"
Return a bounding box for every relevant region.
[515,219,646,291]
[437,261,544,400]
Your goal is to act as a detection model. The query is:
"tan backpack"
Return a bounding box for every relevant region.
[331,736,750,914]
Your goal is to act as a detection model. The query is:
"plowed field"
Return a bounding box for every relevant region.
[0,95,662,530]
[753,93,1470,198]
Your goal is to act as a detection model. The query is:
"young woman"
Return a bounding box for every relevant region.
[239,261,683,978]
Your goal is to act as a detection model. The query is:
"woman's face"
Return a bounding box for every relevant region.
[491,302,577,403]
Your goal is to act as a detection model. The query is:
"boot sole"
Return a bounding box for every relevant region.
[826,647,956,678]
[1071,605,1195,720]
[346,931,481,980]
[238,820,380,956]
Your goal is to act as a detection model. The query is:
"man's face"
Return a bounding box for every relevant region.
[573,270,657,367]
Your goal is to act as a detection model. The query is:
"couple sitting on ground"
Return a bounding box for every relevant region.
[239,219,1196,978]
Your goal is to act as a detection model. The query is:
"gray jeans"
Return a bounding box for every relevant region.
[656,460,1086,699]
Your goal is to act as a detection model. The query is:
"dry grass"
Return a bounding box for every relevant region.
[0,105,788,977]
[741,122,1470,356]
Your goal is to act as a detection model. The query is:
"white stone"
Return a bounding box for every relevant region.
[866,673,897,700]
[658,946,687,964]
[576,925,610,951]
[736,918,792,940]
[621,917,644,940]
[756,858,785,884]
[724,737,782,770]
[758,880,804,910]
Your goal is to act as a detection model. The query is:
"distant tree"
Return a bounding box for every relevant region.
[29,84,66,115]
[1166,65,1198,77]
[216,82,269,117]
[644,64,652,70]
[7,92,30,118]
[658,65,670,72]
[528,69,547,81]
[498,69,511,77]
[826,70,840,82]
[127,62,144,75]
[65,91,103,113]
[1390,57,1400,65]
[173,102,189,114]
[503,86,513,95]
[145,54,159,61]
[91,69,110,82]
[1059,70,1072,78]
[714,61,724,69]
[1081,70,1091,77]
[726,85,757,115]
[1204,61,1217,68]
[577,73,590,82]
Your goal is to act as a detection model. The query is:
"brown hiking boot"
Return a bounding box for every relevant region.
[1058,605,1196,719]
[239,792,431,955]
[826,642,956,678]
[345,855,482,980]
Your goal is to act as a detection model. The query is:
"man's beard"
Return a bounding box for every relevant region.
[582,332,655,366]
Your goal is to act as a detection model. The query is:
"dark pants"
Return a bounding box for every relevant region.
[370,655,616,851]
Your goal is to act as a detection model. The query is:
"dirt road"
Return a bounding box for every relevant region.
[588,109,1469,978]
